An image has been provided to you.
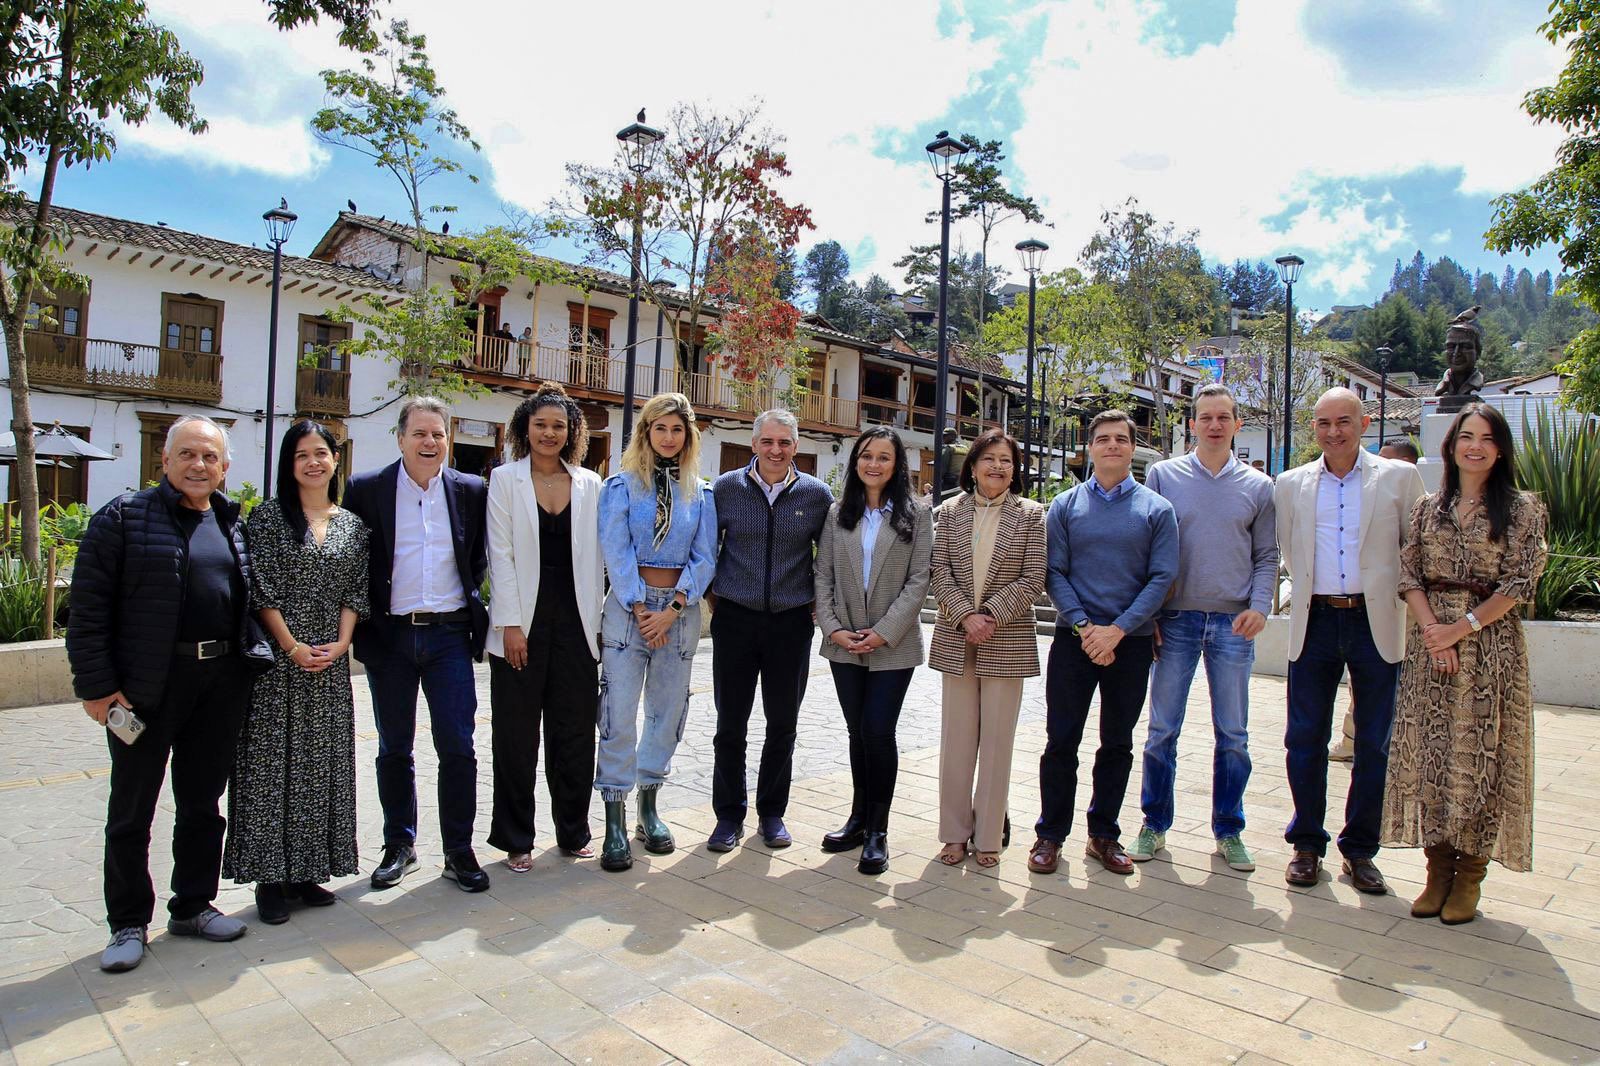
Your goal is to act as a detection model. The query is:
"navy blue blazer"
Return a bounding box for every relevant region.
[343,459,489,661]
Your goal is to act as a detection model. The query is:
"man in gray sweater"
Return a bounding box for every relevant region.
[1127,384,1277,873]
[706,410,832,852]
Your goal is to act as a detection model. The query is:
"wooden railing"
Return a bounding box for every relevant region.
[460,334,860,429]
[27,331,223,403]
[296,366,351,417]
[860,397,908,428]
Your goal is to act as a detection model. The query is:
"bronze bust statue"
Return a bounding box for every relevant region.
[1435,305,1484,413]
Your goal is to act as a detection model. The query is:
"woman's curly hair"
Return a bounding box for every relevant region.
[507,381,588,464]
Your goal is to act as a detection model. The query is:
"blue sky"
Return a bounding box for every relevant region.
[31,0,1568,319]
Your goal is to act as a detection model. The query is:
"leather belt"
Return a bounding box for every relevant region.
[1310,594,1365,609]
[394,609,469,626]
[175,639,232,660]
[1423,577,1496,600]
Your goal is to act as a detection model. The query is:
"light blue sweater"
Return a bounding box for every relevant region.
[1046,480,1178,637]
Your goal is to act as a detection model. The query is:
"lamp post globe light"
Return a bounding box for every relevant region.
[1015,237,1049,495]
[262,200,298,495]
[1375,344,1393,447]
[926,130,968,502]
[616,111,664,446]
[1274,253,1304,474]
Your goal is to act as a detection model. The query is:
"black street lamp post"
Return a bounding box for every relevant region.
[651,279,675,394]
[262,200,297,495]
[1375,344,1393,446]
[1275,253,1304,473]
[926,131,968,502]
[616,112,664,446]
[1016,237,1048,496]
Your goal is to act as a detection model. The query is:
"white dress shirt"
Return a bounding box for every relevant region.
[391,469,466,614]
[1190,449,1240,479]
[1312,453,1363,595]
[747,460,796,505]
[859,503,893,590]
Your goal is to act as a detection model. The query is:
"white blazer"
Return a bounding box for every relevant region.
[1274,450,1425,664]
[486,458,605,660]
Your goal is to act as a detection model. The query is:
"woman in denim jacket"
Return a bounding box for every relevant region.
[595,393,718,871]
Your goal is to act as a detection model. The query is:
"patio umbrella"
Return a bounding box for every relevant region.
[0,422,117,501]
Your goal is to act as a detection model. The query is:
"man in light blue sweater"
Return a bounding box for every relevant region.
[1128,384,1277,874]
[1028,410,1178,877]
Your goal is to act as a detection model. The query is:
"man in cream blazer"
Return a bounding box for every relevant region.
[1274,388,1424,896]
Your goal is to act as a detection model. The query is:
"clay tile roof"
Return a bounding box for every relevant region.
[11,201,403,292]
[798,313,877,350]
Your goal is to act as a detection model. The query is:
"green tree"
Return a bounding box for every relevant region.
[1485,0,1600,412]
[1222,311,1335,463]
[800,240,851,317]
[1,0,203,565]
[1082,199,1220,456]
[263,0,381,49]
[928,136,1044,335]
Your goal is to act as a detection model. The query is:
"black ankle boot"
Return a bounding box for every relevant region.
[635,786,675,854]
[858,803,890,876]
[822,793,867,853]
[601,800,633,872]
[255,882,290,925]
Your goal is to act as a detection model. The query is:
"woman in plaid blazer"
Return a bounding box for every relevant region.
[929,430,1048,868]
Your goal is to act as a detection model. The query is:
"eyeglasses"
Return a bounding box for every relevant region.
[977,456,1014,468]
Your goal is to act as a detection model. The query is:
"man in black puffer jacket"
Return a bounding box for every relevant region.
[68,416,269,974]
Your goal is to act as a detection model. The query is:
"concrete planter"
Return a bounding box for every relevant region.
[0,638,75,709]
[1253,614,1600,709]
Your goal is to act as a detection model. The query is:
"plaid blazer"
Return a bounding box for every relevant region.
[927,492,1048,678]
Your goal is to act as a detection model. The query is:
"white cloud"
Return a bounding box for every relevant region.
[120,114,329,178]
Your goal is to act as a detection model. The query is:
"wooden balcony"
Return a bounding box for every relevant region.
[26,331,223,404]
[460,334,861,430]
[296,366,351,417]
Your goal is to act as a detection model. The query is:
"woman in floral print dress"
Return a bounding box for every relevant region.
[224,421,370,924]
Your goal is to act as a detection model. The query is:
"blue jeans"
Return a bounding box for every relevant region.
[594,588,701,801]
[1141,610,1254,838]
[364,620,479,853]
[1285,602,1399,860]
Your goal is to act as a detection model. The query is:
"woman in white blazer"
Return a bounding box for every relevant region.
[486,383,605,871]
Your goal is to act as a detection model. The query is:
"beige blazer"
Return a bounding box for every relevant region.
[814,500,934,671]
[927,492,1048,678]
[485,458,605,660]
[1274,450,1426,664]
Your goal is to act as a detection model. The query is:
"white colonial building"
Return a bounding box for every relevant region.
[2,203,1009,511]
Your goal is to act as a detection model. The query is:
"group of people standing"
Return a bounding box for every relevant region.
[68,376,1547,976]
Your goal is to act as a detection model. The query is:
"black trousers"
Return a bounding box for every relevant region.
[104,655,248,929]
[710,600,814,822]
[1035,633,1155,844]
[829,662,914,807]
[486,600,598,853]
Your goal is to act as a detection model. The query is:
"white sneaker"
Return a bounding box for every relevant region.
[100,926,147,972]
[1127,826,1165,862]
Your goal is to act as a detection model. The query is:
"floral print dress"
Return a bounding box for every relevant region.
[1381,491,1547,871]
[224,500,370,884]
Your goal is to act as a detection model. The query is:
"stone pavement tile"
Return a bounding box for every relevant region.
[871,966,1089,1063]
[100,997,235,1065]
[524,945,660,1014]
[723,948,930,1048]
[544,1018,672,1066]
[826,917,1023,997]
[1441,1009,1600,1065]
[799,876,980,942]
[713,909,893,984]
[0,965,116,1066]
[328,1017,458,1064]
[1056,1038,1158,1064]
[1284,1000,1493,1064]
[1383,915,1600,992]
[408,999,537,1062]
[251,947,401,1039]
[358,956,480,1024]
[1072,937,1306,1023]
[206,999,343,1066]
[894,1023,1041,1066]
[745,1008,858,1063]
[651,971,798,1034]
[609,992,799,1065]
[400,931,538,995]
[1138,987,1366,1063]
[477,973,605,1046]
[991,974,1232,1066]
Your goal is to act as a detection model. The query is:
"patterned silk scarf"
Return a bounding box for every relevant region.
[652,458,680,550]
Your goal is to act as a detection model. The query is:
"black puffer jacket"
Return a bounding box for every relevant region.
[67,479,266,710]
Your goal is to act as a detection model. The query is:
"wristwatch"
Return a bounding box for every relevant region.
[1464,610,1482,632]
[1072,620,1088,638]
[669,599,685,614]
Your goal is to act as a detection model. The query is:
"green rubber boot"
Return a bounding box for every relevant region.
[635,786,676,854]
[600,800,633,872]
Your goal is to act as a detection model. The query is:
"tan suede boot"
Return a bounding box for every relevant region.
[1440,853,1489,925]
[1411,843,1456,919]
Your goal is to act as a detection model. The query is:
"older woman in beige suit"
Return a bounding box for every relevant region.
[930,430,1048,868]
[815,428,934,875]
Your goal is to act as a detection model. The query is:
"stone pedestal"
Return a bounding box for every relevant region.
[1414,410,1453,492]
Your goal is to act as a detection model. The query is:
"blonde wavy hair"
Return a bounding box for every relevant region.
[620,392,702,497]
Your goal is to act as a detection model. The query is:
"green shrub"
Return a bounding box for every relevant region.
[0,555,68,643]
[1535,536,1600,620]
[1516,406,1600,618]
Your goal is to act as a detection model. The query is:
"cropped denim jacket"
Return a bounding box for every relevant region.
[598,471,719,609]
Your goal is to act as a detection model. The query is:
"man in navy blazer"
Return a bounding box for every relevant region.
[343,396,490,892]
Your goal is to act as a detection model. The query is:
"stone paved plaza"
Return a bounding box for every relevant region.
[3,629,1599,1064]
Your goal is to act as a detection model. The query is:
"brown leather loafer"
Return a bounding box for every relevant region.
[1285,850,1322,886]
[1085,836,1135,875]
[1027,838,1060,874]
[1342,857,1388,895]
